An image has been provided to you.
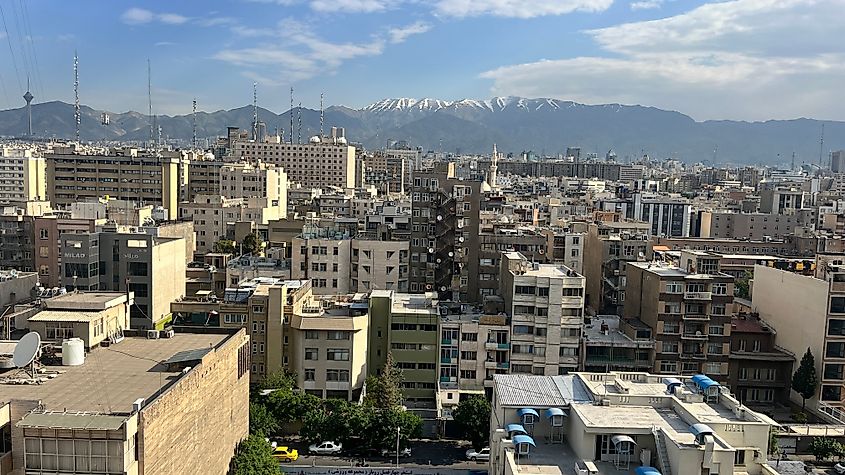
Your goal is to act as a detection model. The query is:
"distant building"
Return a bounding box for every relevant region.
[0,146,46,203]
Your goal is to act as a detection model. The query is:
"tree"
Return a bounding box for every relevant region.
[231,435,279,475]
[249,401,278,437]
[242,232,263,255]
[257,370,297,392]
[365,352,404,409]
[363,407,422,450]
[809,437,843,461]
[792,348,818,411]
[453,396,492,450]
[735,270,752,299]
[214,239,236,254]
[768,428,780,456]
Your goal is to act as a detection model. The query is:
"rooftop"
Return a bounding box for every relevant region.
[43,291,129,311]
[493,374,593,407]
[0,333,228,414]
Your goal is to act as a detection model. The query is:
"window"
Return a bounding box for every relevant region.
[665,282,683,293]
[832,297,845,314]
[734,450,746,467]
[515,285,535,295]
[705,362,721,374]
[512,344,533,354]
[822,385,842,401]
[327,369,350,382]
[659,361,677,373]
[707,343,722,355]
[829,319,845,336]
[662,322,680,334]
[46,322,73,340]
[304,368,316,381]
[305,330,319,339]
[128,262,148,276]
[461,351,477,360]
[663,302,681,314]
[827,342,845,358]
[534,346,546,357]
[712,283,727,295]
[305,348,319,360]
[752,340,761,352]
[326,331,350,340]
[708,325,724,335]
[513,325,533,335]
[537,287,550,297]
[662,342,679,353]
[535,327,548,337]
[825,364,844,380]
[327,349,350,361]
[460,370,476,379]
[711,303,726,315]
[562,288,583,297]
[461,332,477,341]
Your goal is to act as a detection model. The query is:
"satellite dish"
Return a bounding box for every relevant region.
[13,332,41,368]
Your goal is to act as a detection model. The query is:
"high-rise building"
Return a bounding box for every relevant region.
[833,150,845,173]
[0,146,46,203]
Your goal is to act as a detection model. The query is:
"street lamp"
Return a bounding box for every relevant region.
[396,426,401,467]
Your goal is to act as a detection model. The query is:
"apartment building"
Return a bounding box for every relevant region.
[759,186,807,214]
[0,209,36,271]
[477,225,547,303]
[599,193,692,237]
[700,211,812,240]
[541,227,585,273]
[726,315,794,407]
[180,194,283,255]
[220,161,287,209]
[500,251,585,375]
[368,290,440,405]
[232,132,356,189]
[46,145,185,219]
[186,155,223,201]
[624,251,734,379]
[409,170,482,302]
[0,146,46,203]
[33,215,97,287]
[580,315,654,372]
[290,295,369,400]
[582,220,651,314]
[60,229,186,330]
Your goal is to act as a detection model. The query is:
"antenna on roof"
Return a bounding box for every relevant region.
[147,59,155,151]
[252,81,258,141]
[819,123,825,168]
[297,102,302,145]
[320,92,324,137]
[289,86,294,145]
[73,51,80,143]
[192,98,197,149]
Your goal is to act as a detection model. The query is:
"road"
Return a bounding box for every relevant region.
[281,440,487,470]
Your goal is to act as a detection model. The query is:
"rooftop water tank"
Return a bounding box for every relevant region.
[62,338,85,366]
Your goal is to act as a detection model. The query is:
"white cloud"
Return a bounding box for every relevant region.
[121,7,154,24]
[155,41,177,47]
[158,13,190,25]
[434,0,613,18]
[310,0,397,12]
[388,21,431,43]
[630,0,663,9]
[480,0,845,120]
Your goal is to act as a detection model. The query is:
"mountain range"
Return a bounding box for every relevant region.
[4,97,845,166]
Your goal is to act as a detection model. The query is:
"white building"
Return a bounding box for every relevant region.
[0,146,46,203]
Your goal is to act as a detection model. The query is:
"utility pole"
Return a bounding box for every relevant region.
[192,98,197,149]
[73,52,80,143]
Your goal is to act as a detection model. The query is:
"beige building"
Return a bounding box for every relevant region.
[26,291,131,350]
[0,330,248,475]
[490,372,776,475]
[700,211,811,240]
[180,195,283,255]
[500,251,585,375]
[46,145,185,220]
[0,147,46,203]
[220,161,287,212]
[233,134,356,190]
[290,294,369,400]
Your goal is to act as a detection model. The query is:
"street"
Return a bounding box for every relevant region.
[280,440,488,471]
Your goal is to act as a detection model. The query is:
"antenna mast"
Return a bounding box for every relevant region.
[73,51,80,143]
[791,151,795,171]
[820,123,825,168]
[297,102,302,145]
[289,87,294,144]
[147,59,153,148]
[252,82,258,141]
[319,92,324,137]
[192,98,197,149]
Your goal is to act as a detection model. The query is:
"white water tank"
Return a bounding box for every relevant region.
[62,338,85,366]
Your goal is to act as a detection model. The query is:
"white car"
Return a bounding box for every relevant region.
[309,441,343,455]
[834,462,845,474]
[381,447,412,458]
[466,447,490,462]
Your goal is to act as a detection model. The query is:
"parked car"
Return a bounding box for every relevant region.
[465,447,490,462]
[834,462,845,474]
[272,446,299,462]
[309,441,343,455]
[381,447,412,458]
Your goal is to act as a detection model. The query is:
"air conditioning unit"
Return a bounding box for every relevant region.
[146,329,160,339]
[162,329,175,339]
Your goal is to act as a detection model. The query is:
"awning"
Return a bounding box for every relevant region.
[663,377,682,387]
[689,423,714,437]
[505,424,527,435]
[700,379,719,390]
[545,407,565,418]
[610,435,636,447]
[512,435,536,447]
[691,374,709,385]
[635,467,661,475]
[517,408,539,419]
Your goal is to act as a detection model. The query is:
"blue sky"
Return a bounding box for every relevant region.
[7,0,845,120]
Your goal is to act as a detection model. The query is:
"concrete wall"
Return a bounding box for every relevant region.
[138,330,249,475]
[751,265,827,405]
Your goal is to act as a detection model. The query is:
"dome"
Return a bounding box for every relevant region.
[204,152,215,160]
[309,136,321,144]
[337,137,348,145]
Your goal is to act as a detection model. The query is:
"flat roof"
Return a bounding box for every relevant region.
[43,292,128,311]
[18,411,127,430]
[494,374,593,407]
[0,333,228,414]
[28,310,106,323]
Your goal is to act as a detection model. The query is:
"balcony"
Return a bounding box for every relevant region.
[684,291,712,300]
[682,313,709,321]
[441,338,455,346]
[681,332,708,340]
[497,362,510,370]
[441,357,456,364]
[680,352,707,360]
[485,342,510,350]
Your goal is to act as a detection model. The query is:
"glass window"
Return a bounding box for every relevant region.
[326,331,349,340]
[305,348,319,360]
[327,349,350,361]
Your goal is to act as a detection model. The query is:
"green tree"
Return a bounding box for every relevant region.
[768,428,780,456]
[242,232,263,255]
[792,348,818,411]
[231,435,279,475]
[365,352,404,409]
[735,270,752,299]
[363,407,422,450]
[249,401,278,437]
[214,239,236,254]
[809,437,843,461]
[257,370,297,392]
[453,396,491,450]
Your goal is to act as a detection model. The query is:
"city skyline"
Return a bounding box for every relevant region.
[3,0,844,121]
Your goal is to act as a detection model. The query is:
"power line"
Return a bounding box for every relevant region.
[0,3,23,93]
[17,0,44,99]
[8,0,33,96]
